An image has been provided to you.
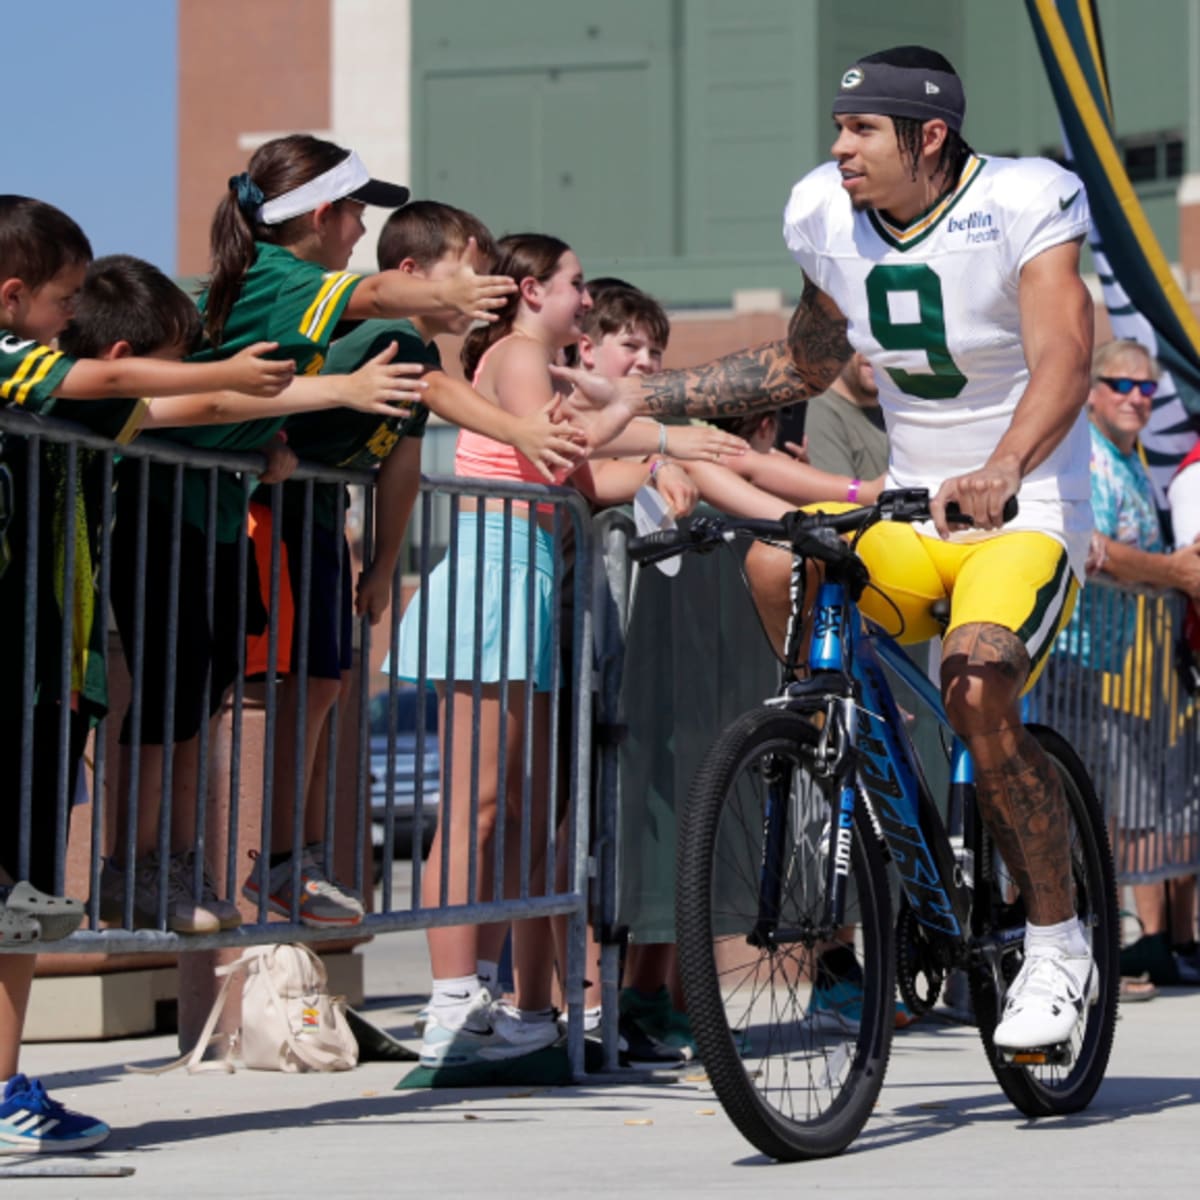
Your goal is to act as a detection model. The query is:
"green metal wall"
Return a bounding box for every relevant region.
[411,0,1190,306]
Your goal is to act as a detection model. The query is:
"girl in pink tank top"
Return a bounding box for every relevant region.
[408,234,601,1062]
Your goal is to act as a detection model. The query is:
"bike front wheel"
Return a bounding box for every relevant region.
[676,708,894,1161]
[970,723,1119,1115]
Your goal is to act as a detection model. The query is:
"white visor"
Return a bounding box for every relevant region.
[256,150,406,225]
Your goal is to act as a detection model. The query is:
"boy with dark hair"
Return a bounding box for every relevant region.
[246,200,585,926]
[578,280,670,371]
[0,212,287,1153]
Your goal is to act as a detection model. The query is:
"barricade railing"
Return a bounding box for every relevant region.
[0,407,594,1071]
[1031,575,1200,884]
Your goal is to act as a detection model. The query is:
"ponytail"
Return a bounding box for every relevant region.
[203,134,349,347]
[204,184,259,346]
[461,303,518,383]
[460,232,570,382]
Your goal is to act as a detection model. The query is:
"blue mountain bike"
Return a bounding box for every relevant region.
[628,490,1118,1161]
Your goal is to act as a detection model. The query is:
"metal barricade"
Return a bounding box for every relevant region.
[591,537,1200,993]
[1032,575,1200,884]
[0,407,594,1072]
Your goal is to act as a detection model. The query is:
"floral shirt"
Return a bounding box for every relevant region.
[1056,424,1165,671]
[1088,425,1163,552]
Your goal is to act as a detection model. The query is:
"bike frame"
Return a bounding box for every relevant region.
[777,577,974,945]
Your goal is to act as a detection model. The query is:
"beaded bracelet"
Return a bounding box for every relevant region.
[846,478,862,503]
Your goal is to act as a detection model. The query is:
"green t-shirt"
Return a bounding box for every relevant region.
[282,318,435,529]
[145,243,363,541]
[0,330,75,414]
[0,327,149,442]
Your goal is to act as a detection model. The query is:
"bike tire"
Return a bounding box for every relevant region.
[969,723,1119,1115]
[676,708,894,1161]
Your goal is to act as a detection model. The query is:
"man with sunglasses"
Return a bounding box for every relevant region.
[1083,340,1200,588]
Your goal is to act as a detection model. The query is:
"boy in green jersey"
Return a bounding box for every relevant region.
[248,200,585,926]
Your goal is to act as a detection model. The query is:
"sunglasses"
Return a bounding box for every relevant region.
[1098,376,1157,398]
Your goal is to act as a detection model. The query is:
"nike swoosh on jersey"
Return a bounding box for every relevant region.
[1059,189,1081,211]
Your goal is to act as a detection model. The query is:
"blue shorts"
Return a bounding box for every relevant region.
[394,512,558,691]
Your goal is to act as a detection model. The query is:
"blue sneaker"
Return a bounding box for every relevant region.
[805,980,919,1033]
[805,977,868,1033]
[0,1075,110,1154]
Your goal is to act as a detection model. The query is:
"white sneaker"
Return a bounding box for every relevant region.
[419,992,561,1067]
[487,1001,560,1059]
[419,989,495,1068]
[993,948,1098,1050]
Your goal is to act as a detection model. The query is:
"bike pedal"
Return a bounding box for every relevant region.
[1000,1042,1073,1067]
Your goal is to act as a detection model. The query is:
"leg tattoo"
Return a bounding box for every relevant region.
[942,623,1074,926]
[973,728,1074,925]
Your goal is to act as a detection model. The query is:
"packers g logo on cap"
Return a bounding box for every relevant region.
[841,67,865,89]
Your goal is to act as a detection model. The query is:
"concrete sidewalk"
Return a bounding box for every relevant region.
[4,928,1199,1199]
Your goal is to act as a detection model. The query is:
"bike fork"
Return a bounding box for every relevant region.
[749,756,792,948]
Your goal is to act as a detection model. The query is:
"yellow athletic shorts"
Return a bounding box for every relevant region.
[806,504,1079,693]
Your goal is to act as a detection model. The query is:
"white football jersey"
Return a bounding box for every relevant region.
[783,154,1093,571]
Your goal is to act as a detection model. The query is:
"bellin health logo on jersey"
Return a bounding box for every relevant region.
[947,210,999,244]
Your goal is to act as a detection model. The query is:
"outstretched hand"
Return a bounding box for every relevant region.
[339,341,427,417]
[657,422,747,463]
[226,341,296,397]
[439,237,517,323]
[515,399,588,481]
[547,364,636,450]
[651,460,699,517]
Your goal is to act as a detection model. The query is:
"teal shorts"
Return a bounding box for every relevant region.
[393,511,558,691]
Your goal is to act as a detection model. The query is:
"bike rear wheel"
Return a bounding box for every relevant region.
[970,723,1119,1115]
[676,708,894,1161]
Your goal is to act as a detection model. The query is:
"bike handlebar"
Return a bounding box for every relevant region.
[627,489,1019,578]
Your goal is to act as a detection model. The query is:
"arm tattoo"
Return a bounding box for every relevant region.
[639,276,852,419]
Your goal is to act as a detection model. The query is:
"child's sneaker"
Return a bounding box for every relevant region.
[804,975,868,1034]
[616,1014,685,1066]
[241,847,363,927]
[170,851,241,931]
[99,854,221,934]
[419,993,560,1067]
[803,947,918,1034]
[0,1075,109,1154]
[620,987,697,1059]
[487,1002,560,1059]
[419,989,495,1067]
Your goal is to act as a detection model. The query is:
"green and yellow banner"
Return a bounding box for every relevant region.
[1026,0,1200,492]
